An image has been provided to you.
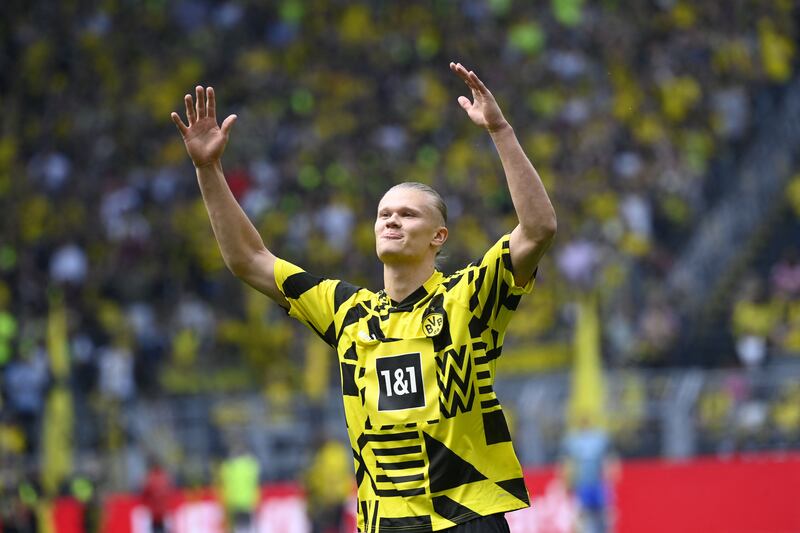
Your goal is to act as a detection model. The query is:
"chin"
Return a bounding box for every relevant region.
[376,247,408,264]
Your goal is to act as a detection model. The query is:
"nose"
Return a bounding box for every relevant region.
[385,213,400,228]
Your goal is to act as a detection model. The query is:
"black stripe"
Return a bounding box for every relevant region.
[334,281,361,312]
[504,293,522,311]
[469,266,488,312]
[483,410,512,445]
[481,398,500,409]
[444,273,463,291]
[405,422,417,429]
[478,259,500,324]
[495,280,510,320]
[323,320,336,346]
[375,487,426,497]
[376,473,425,483]
[373,445,422,456]
[478,385,493,394]
[353,448,365,487]
[502,245,514,271]
[432,495,483,524]
[361,500,369,532]
[337,306,362,342]
[476,370,491,380]
[377,460,425,470]
[372,500,380,533]
[475,347,503,365]
[342,342,358,361]
[283,271,325,299]
[379,515,432,533]
[367,315,385,340]
[496,478,530,505]
[393,284,430,311]
[358,431,418,449]
[371,500,380,533]
[368,431,418,441]
[380,424,396,431]
[341,362,359,396]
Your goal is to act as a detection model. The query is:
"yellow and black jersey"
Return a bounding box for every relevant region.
[275,234,534,532]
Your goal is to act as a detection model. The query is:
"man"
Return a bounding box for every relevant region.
[560,414,620,533]
[171,62,556,532]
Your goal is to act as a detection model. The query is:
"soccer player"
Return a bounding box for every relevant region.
[171,62,556,533]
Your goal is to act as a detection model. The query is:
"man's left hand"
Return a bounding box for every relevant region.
[450,62,509,132]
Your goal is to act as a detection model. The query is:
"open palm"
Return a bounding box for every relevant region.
[171,86,237,168]
[450,62,508,132]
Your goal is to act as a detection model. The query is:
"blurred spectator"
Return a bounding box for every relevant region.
[140,457,175,533]
[0,478,39,533]
[770,247,800,298]
[731,276,783,368]
[560,414,620,533]
[636,289,679,364]
[219,440,260,533]
[3,347,49,454]
[303,436,353,533]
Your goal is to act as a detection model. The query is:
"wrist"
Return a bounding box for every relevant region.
[488,121,512,135]
[194,159,222,170]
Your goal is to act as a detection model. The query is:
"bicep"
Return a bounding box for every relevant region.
[236,248,289,309]
[509,225,553,287]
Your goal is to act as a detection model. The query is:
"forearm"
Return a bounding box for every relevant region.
[195,161,270,274]
[490,124,557,240]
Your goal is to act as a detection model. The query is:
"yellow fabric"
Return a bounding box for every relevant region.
[276,235,533,532]
[568,294,606,428]
[42,294,73,495]
[219,454,260,511]
[305,440,354,507]
[732,299,782,337]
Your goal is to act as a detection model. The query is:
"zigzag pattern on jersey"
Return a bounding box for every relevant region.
[436,344,475,418]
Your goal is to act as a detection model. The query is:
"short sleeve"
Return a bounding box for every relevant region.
[274,258,361,347]
[456,234,535,332]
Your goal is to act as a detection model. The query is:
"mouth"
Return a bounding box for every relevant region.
[382,233,403,240]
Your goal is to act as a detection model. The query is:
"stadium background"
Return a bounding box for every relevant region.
[1,0,800,531]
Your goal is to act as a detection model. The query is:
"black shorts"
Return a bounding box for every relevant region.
[443,513,509,533]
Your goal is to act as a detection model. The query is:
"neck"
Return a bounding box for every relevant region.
[382,260,436,302]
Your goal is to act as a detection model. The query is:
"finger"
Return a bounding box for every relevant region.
[184,94,196,125]
[457,96,472,111]
[195,86,206,119]
[457,64,481,93]
[171,112,189,136]
[220,114,237,136]
[207,86,216,121]
[469,71,490,94]
[450,61,471,83]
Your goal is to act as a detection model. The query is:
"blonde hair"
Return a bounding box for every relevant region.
[389,182,448,224]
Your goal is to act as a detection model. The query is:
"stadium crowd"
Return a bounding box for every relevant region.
[1,0,799,514]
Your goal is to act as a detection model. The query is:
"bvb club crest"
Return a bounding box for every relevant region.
[423,313,444,337]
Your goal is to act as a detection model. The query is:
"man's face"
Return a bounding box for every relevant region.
[374,187,447,265]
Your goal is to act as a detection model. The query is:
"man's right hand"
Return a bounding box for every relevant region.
[171,86,237,168]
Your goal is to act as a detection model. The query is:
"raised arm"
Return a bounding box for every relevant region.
[450,62,557,286]
[171,86,288,307]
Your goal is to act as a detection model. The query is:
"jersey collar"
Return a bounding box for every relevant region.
[379,270,443,311]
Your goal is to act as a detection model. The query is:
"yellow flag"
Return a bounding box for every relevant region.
[42,291,73,495]
[567,293,606,428]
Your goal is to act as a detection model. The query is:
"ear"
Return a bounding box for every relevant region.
[432,226,448,247]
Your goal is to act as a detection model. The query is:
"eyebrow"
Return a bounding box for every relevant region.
[378,205,424,214]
